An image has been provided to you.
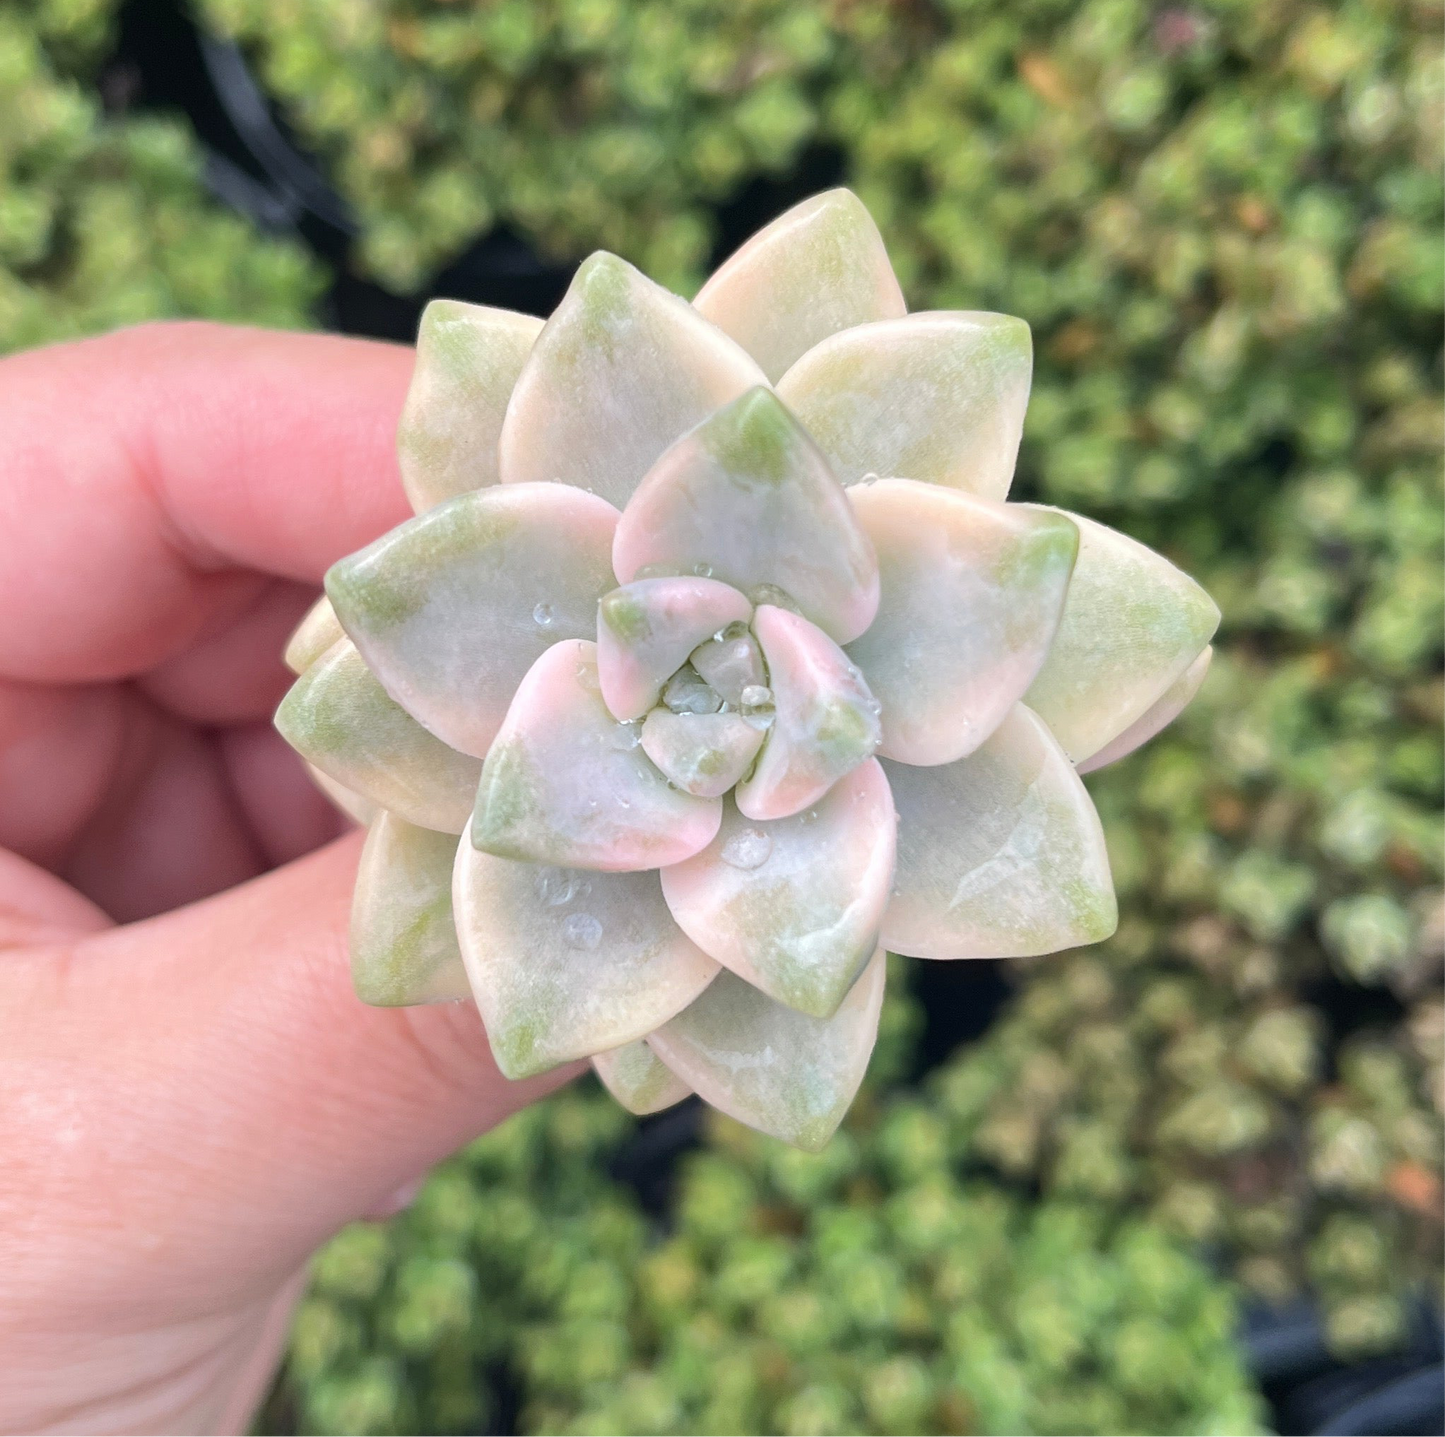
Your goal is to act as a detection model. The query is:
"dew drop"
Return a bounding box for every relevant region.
[533,602,555,627]
[563,912,603,950]
[721,828,772,870]
[692,562,714,578]
[739,684,773,709]
[609,720,644,751]
[535,869,579,906]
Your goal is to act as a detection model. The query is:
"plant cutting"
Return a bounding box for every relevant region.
[276,189,1218,1150]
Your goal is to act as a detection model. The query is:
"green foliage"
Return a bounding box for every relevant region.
[195,0,923,292]
[208,0,1443,1363]
[262,1050,1266,1436]
[0,0,322,354]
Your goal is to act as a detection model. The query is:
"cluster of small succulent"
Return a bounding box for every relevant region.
[0,0,321,355]
[836,0,1443,1352]
[228,0,1441,1350]
[260,1010,1267,1437]
[194,0,923,292]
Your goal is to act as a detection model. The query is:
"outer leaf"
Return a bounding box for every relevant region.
[306,763,376,827]
[592,1040,692,1116]
[882,705,1117,960]
[1077,645,1213,774]
[596,576,752,722]
[1021,510,1221,762]
[692,188,906,383]
[325,483,619,758]
[454,848,719,1079]
[471,640,721,871]
[275,639,481,834]
[498,251,765,509]
[650,948,886,1152]
[846,480,1078,766]
[661,760,896,1019]
[284,594,345,675]
[612,387,879,644]
[398,300,543,512]
[351,811,470,1006]
[736,605,881,822]
[639,710,765,799]
[776,311,1032,499]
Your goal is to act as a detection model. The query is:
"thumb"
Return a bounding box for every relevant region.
[3,831,575,1314]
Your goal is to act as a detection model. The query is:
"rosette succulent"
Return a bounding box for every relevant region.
[276,190,1219,1151]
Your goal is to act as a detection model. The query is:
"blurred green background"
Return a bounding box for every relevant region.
[5,0,1441,1431]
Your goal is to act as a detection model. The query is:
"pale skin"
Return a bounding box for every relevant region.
[0,323,577,1435]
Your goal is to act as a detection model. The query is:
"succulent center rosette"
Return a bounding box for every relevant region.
[277,189,1219,1151]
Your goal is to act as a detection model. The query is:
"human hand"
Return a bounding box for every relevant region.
[0,323,575,1435]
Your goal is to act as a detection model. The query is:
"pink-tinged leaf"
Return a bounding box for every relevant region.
[735,605,881,822]
[596,576,752,721]
[498,251,765,509]
[1076,645,1213,774]
[351,812,470,1006]
[693,188,906,383]
[846,479,1078,766]
[455,848,719,1079]
[471,640,721,871]
[592,1040,692,1115]
[650,948,886,1152]
[398,300,542,512]
[1021,509,1220,762]
[325,483,619,758]
[882,706,1116,961]
[612,387,879,644]
[274,639,481,834]
[776,311,1032,499]
[661,760,896,1019]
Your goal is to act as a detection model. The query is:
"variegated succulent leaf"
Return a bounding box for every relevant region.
[274,187,1218,1150]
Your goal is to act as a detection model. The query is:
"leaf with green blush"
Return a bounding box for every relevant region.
[397,299,542,512]
[650,949,886,1152]
[1021,508,1220,763]
[592,1040,692,1115]
[275,639,481,834]
[350,811,470,1006]
[882,705,1117,961]
[498,251,765,509]
[694,188,906,383]
[455,848,719,1079]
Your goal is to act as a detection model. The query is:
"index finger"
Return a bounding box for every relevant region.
[0,322,414,683]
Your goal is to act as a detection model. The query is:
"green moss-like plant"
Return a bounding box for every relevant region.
[0,0,322,353]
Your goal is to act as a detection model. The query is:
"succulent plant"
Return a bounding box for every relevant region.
[277,189,1218,1150]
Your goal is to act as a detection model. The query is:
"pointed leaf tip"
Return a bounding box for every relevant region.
[661,760,896,1019]
[847,480,1078,766]
[275,639,481,834]
[777,311,1032,499]
[614,388,879,645]
[499,252,765,509]
[650,948,886,1151]
[592,1040,692,1116]
[398,299,542,512]
[471,640,722,871]
[736,605,881,822]
[694,188,906,383]
[456,848,718,1079]
[324,483,619,758]
[882,705,1117,961]
[351,812,470,1006]
[1022,509,1220,763]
